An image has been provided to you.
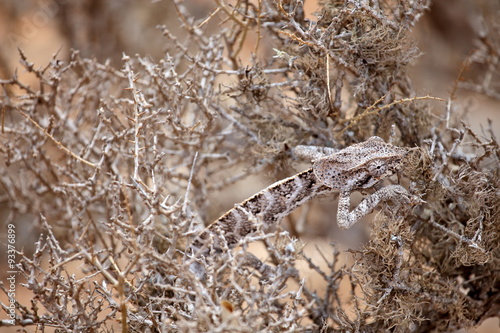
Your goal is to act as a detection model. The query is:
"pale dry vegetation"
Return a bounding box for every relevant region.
[0,0,499,332]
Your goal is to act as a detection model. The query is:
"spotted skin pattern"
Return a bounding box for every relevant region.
[191,137,419,260]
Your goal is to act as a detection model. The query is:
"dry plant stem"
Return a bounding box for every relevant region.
[16,109,96,167]
[376,235,409,304]
[183,151,198,218]
[196,7,221,29]
[429,217,484,251]
[340,95,445,135]
[1,1,499,331]
[431,129,465,182]
[125,57,150,185]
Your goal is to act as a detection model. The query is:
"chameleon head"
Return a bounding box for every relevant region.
[312,136,407,191]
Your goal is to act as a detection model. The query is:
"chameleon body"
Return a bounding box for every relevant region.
[190,137,416,258]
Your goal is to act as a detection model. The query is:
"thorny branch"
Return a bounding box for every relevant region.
[0,0,499,332]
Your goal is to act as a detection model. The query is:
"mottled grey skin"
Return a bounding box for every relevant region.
[192,169,333,252]
[190,136,419,262]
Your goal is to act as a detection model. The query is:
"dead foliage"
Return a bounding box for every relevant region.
[0,0,499,332]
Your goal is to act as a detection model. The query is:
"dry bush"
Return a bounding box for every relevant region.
[0,0,499,332]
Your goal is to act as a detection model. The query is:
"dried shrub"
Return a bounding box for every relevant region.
[0,0,499,332]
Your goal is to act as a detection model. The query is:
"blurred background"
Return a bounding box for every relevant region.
[0,0,498,332]
[1,0,498,131]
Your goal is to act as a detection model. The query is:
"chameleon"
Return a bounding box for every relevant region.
[189,136,421,276]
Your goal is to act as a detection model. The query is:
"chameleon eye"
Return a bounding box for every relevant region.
[367,160,388,177]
